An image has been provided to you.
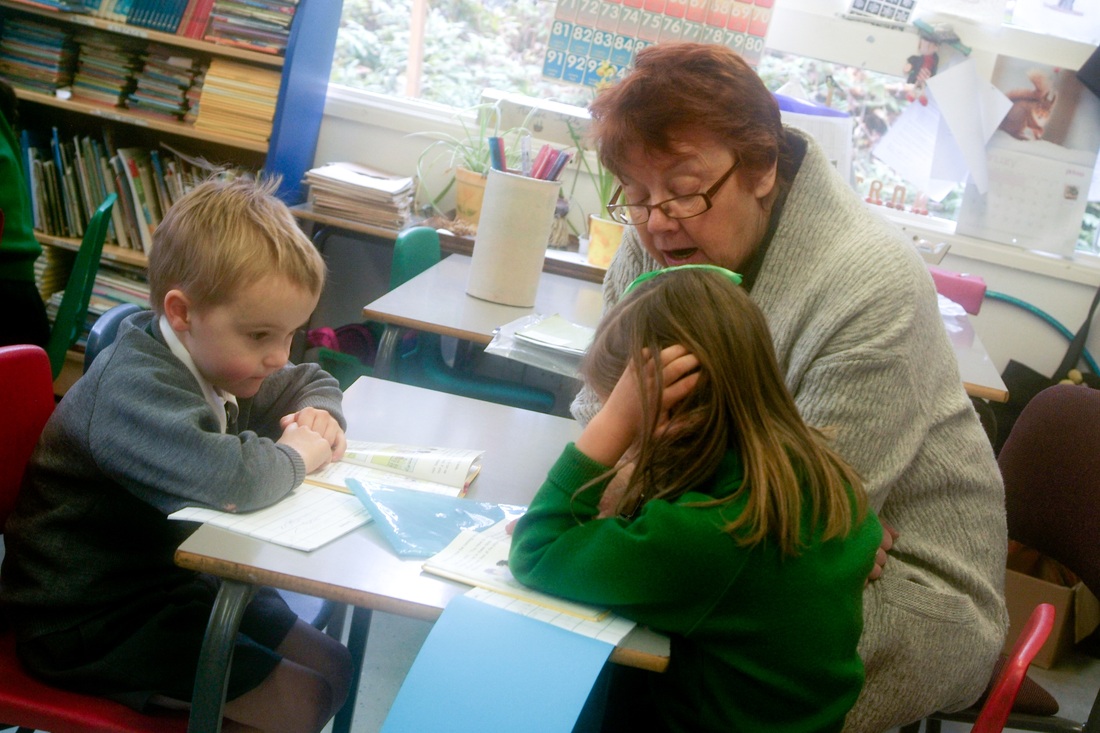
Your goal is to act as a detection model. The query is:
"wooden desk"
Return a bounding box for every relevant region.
[363,254,604,378]
[176,377,669,733]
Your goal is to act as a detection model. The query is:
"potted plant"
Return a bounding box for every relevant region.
[411,102,533,232]
[567,119,624,268]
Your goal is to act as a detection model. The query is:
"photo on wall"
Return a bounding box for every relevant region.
[955,55,1100,256]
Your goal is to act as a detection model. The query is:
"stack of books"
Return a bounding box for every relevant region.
[183,66,204,124]
[70,29,144,108]
[44,263,150,349]
[33,246,72,303]
[0,17,78,94]
[76,0,194,34]
[126,44,203,122]
[305,162,416,230]
[21,124,231,254]
[17,0,84,10]
[203,0,299,56]
[121,0,191,32]
[88,265,151,314]
[193,57,280,143]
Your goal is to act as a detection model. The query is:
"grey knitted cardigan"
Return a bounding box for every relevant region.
[573,130,1008,733]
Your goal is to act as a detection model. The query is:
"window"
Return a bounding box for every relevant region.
[334,0,592,109]
[331,2,1100,256]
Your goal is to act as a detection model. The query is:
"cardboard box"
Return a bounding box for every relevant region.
[1003,568,1100,668]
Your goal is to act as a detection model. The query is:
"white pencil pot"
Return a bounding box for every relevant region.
[467,168,559,307]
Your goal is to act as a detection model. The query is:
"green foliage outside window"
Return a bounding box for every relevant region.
[334,0,590,109]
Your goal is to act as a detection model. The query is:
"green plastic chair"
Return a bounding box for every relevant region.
[44,192,117,380]
[390,226,556,414]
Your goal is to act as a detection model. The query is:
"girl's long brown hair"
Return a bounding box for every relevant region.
[582,269,866,555]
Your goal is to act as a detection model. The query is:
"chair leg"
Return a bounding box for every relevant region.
[325,602,348,641]
[188,580,255,733]
[330,607,372,733]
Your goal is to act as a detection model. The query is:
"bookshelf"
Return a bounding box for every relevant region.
[0,0,343,389]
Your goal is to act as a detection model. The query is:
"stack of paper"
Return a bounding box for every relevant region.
[514,314,595,356]
[305,162,415,230]
[193,57,280,143]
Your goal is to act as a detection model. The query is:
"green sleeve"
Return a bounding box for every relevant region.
[510,443,749,615]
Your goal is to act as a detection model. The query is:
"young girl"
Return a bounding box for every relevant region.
[509,265,883,733]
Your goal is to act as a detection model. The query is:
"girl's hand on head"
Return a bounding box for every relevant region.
[655,344,700,409]
[577,345,700,467]
[280,408,347,461]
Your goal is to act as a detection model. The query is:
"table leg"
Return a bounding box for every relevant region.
[332,606,373,733]
[372,326,402,380]
[188,580,255,733]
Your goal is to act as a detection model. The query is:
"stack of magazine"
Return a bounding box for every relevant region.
[305,162,415,230]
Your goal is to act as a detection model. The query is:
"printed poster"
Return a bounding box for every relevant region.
[542,0,776,90]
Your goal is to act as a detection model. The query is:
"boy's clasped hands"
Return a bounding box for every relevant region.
[278,406,347,473]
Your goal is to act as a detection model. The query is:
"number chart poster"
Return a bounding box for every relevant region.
[543,0,776,90]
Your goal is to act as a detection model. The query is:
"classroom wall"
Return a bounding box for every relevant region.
[311,0,1100,382]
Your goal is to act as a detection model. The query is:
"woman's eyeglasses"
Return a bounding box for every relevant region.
[605,159,741,225]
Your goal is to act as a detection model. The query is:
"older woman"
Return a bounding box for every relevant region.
[573,43,1007,732]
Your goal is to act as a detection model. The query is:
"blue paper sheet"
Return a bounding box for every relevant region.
[381,594,614,733]
[346,479,525,558]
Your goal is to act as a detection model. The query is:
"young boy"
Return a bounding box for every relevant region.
[0,176,352,733]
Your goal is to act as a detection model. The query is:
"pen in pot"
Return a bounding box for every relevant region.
[521,134,532,177]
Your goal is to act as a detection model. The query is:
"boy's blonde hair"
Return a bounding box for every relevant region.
[583,268,866,556]
[147,176,325,314]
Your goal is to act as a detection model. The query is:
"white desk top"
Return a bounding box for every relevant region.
[361,258,1007,403]
[938,295,1008,403]
[175,376,669,669]
[362,254,604,345]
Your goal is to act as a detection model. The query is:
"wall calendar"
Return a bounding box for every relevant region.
[543,0,776,89]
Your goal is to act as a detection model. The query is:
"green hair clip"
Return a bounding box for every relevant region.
[621,264,744,300]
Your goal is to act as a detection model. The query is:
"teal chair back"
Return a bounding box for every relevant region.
[390,226,441,288]
[45,192,117,379]
[391,227,556,414]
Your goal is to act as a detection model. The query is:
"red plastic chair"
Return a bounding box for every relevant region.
[971,602,1056,733]
[0,344,189,733]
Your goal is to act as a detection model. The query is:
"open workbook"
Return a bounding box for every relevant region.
[168,441,484,551]
[305,441,483,496]
[422,520,613,623]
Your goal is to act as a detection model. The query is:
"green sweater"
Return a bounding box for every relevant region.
[510,443,882,733]
[0,111,41,282]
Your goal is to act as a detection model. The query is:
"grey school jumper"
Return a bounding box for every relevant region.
[573,130,1008,733]
[1,310,345,641]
